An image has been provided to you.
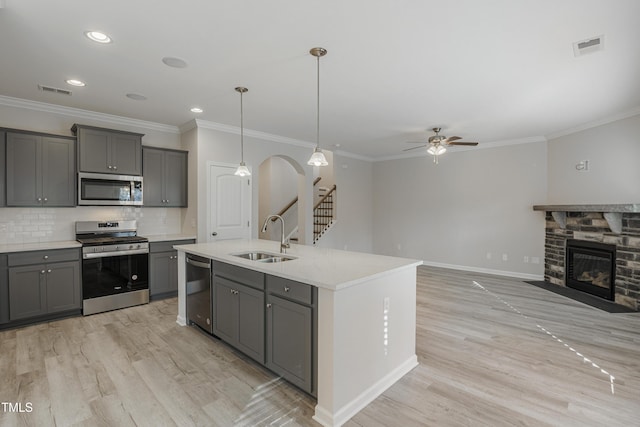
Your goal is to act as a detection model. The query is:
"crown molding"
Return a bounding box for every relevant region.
[194,118,315,149]
[546,106,640,140]
[0,95,180,134]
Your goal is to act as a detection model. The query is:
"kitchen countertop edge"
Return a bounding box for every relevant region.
[174,240,423,291]
[0,240,82,254]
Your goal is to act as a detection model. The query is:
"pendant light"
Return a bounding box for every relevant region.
[307,47,329,167]
[234,86,251,177]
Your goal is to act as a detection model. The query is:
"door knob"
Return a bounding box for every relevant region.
[211,232,218,236]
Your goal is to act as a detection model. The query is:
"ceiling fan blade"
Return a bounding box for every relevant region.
[403,144,427,152]
[448,141,478,146]
[444,136,462,143]
[406,141,427,144]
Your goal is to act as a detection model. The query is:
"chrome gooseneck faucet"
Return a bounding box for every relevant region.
[261,215,290,253]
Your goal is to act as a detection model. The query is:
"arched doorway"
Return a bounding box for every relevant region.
[258,155,308,244]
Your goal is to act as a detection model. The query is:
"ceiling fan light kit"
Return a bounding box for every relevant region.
[307,47,329,167]
[404,127,478,164]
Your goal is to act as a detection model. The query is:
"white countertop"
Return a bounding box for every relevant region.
[144,234,197,243]
[0,240,82,254]
[174,239,422,291]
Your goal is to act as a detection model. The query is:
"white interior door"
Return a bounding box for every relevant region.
[207,163,252,242]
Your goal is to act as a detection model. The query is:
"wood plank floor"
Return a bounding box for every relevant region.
[1,266,639,426]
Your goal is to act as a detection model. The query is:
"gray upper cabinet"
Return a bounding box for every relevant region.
[72,124,143,176]
[142,146,188,207]
[0,131,5,207]
[6,131,76,207]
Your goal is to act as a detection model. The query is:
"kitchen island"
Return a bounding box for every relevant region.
[174,239,422,427]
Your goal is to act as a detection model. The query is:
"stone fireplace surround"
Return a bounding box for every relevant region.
[533,204,640,311]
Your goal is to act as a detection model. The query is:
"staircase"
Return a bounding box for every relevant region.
[313,185,336,244]
[273,178,336,245]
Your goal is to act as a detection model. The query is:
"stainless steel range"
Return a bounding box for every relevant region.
[76,220,149,315]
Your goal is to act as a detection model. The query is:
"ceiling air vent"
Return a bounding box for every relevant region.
[38,84,72,96]
[573,35,604,57]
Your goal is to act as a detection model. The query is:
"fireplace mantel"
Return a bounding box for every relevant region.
[532,204,640,213]
[533,204,640,234]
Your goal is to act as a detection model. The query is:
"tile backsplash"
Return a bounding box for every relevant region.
[0,206,183,243]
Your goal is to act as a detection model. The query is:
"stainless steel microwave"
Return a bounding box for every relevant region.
[78,172,143,206]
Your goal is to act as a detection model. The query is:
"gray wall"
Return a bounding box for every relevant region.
[372,142,547,278]
[547,114,640,204]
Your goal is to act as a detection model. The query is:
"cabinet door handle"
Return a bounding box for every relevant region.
[113,165,117,170]
[108,165,113,169]
[43,255,49,260]
[37,197,42,202]
[266,303,272,308]
[47,269,52,273]
[166,200,169,204]
[40,270,46,274]
[284,286,290,292]
[43,197,48,202]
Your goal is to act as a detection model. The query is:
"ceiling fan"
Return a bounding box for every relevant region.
[404,127,478,163]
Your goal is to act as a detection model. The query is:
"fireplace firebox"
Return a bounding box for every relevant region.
[566,239,616,301]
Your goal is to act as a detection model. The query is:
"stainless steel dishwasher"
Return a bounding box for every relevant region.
[186,254,212,334]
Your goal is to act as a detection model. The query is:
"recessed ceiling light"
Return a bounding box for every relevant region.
[65,79,86,87]
[190,107,203,113]
[162,57,188,68]
[126,93,147,101]
[84,31,112,44]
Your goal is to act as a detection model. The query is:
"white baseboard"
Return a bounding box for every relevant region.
[421,260,544,281]
[313,355,418,427]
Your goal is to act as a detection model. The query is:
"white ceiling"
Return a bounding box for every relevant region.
[1,0,639,160]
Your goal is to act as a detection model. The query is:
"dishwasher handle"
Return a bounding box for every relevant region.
[186,257,211,269]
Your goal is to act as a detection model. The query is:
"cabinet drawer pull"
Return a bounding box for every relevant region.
[267,303,272,308]
[284,286,290,292]
[43,255,49,260]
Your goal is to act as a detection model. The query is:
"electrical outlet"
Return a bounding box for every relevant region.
[524,256,529,263]
[532,257,540,264]
[502,253,508,261]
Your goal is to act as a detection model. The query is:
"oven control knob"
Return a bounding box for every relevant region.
[137,244,141,249]
[129,245,133,249]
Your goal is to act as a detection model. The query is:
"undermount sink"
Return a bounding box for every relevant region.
[232,251,296,263]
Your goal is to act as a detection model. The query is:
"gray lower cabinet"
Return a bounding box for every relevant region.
[149,239,195,298]
[142,146,188,207]
[207,261,317,395]
[0,131,5,207]
[212,262,265,364]
[266,275,317,395]
[72,124,143,176]
[6,131,76,207]
[7,249,81,321]
[0,254,8,324]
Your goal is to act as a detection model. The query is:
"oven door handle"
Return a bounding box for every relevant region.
[83,249,149,259]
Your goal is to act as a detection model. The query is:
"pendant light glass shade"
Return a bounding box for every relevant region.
[307,47,328,167]
[234,87,251,177]
[235,162,251,177]
[308,147,328,166]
